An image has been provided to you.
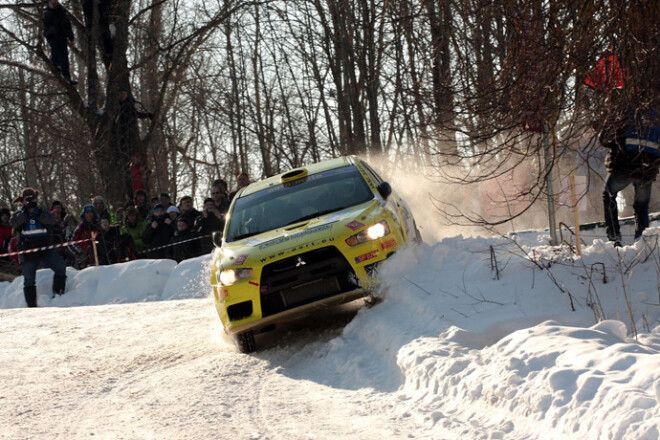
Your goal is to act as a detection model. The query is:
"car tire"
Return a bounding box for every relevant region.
[235,330,256,353]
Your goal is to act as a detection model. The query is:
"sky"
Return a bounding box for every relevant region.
[0,222,659,439]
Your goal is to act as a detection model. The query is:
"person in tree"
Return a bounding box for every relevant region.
[81,0,114,66]
[113,87,153,158]
[129,153,151,198]
[10,188,67,307]
[43,0,77,85]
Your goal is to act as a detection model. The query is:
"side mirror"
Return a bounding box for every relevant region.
[377,182,392,200]
[212,231,223,248]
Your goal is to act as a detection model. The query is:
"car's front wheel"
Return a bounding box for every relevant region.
[235,330,256,353]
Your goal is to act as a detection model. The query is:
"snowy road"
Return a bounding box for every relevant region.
[1,299,449,440]
[2,232,659,439]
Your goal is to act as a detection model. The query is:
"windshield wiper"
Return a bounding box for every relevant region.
[285,207,349,226]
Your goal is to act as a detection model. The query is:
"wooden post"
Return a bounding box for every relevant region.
[91,231,100,266]
[570,173,582,256]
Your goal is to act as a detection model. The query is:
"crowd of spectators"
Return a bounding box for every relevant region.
[0,175,244,275]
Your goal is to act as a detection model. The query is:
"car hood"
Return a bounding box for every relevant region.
[217,199,383,269]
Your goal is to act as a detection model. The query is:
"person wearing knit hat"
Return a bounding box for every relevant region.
[121,206,148,255]
[166,205,180,224]
[73,204,100,269]
[92,195,113,222]
[9,187,67,307]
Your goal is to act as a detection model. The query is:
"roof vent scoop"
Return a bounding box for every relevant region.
[281,168,308,184]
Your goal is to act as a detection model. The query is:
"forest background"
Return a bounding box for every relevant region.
[1,0,658,232]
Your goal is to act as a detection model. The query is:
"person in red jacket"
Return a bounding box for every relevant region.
[0,208,12,250]
[73,204,100,268]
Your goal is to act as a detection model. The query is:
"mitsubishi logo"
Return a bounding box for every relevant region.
[295,256,307,267]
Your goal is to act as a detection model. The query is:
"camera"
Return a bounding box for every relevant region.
[207,209,214,214]
[23,195,37,209]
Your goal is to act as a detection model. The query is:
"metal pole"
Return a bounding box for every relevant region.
[544,132,558,245]
[570,173,582,256]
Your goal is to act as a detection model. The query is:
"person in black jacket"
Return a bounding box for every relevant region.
[601,102,660,246]
[168,215,201,263]
[142,204,173,259]
[43,0,77,85]
[10,188,67,307]
[196,198,224,255]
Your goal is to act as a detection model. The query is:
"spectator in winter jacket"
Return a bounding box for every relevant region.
[43,0,77,85]
[0,208,15,274]
[50,200,67,218]
[62,214,81,267]
[63,214,79,242]
[602,102,660,246]
[121,206,148,256]
[168,215,201,262]
[142,204,173,259]
[97,218,136,264]
[0,208,12,251]
[160,193,173,211]
[196,198,224,255]
[229,172,250,200]
[10,188,67,307]
[131,189,151,221]
[211,180,231,215]
[92,195,113,222]
[166,206,180,231]
[74,204,101,268]
[178,196,201,223]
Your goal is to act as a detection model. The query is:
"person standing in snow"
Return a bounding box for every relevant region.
[74,204,101,268]
[10,188,67,307]
[43,0,77,85]
[602,100,660,246]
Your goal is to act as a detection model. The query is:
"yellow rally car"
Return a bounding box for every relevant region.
[210,155,421,352]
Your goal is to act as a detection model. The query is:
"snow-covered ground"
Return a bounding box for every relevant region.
[1,224,659,439]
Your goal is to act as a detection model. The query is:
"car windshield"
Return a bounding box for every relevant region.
[225,166,374,242]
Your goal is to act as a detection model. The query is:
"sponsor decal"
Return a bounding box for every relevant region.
[380,238,397,251]
[220,287,230,299]
[257,223,333,250]
[258,237,336,263]
[345,220,365,231]
[233,254,248,266]
[248,281,259,287]
[355,250,378,264]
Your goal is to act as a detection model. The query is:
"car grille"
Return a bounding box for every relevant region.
[259,246,360,317]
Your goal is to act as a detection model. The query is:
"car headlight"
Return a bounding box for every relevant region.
[217,268,253,286]
[345,220,390,246]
